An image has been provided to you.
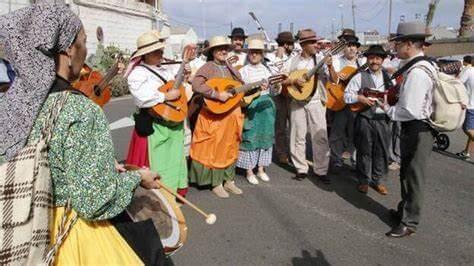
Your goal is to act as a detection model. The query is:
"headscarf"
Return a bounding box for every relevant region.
[0,0,82,160]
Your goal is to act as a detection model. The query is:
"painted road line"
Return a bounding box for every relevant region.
[109,117,134,131]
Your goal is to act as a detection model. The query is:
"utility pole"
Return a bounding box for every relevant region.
[388,0,392,36]
[278,23,282,33]
[352,0,356,32]
[290,22,294,34]
[230,21,233,32]
[331,18,336,40]
[338,3,344,30]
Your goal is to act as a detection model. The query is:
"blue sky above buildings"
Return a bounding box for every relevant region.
[162,0,465,40]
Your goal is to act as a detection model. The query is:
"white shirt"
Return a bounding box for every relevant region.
[265,52,290,73]
[239,63,280,96]
[127,63,176,108]
[385,52,436,121]
[227,50,247,67]
[344,69,391,114]
[332,54,366,72]
[459,65,474,109]
[189,55,207,80]
[283,53,328,103]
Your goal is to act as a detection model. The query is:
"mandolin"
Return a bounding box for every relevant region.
[349,87,398,112]
[148,44,197,123]
[73,54,123,107]
[286,40,347,101]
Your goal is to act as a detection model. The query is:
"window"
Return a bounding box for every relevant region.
[137,0,157,8]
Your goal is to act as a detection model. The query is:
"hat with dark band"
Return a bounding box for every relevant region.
[363,45,388,59]
[390,21,431,41]
[228,27,248,39]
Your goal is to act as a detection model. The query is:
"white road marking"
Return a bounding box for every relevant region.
[109,117,134,131]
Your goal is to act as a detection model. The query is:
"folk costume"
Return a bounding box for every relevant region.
[189,36,244,197]
[344,45,392,194]
[126,31,188,193]
[227,27,248,67]
[0,2,155,264]
[236,39,280,181]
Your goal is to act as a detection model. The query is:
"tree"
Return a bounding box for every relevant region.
[459,0,474,38]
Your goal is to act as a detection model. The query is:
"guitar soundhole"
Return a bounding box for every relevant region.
[94,85,101,96]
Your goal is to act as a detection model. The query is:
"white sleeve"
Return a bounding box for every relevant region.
[344,73,361,104]
[127,68,166,108]
[459,68,469,84]
[386,68,433,121]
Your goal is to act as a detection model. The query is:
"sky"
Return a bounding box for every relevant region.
[162,0,466,40]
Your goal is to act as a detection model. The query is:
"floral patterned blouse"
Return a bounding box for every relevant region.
[26,88,141,221]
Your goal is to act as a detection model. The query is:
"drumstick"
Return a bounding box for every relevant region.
[155,179,217,225]
[124,164,217,225]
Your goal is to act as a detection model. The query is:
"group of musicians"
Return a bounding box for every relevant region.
[0,2,445,263]
[123,20,440,238]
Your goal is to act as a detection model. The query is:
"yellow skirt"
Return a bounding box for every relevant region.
[50,207,143,266]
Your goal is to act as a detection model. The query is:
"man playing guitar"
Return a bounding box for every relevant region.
[327,29,366,168]
[281,29,331,184]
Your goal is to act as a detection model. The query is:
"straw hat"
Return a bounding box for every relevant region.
[131,31,166,60]
[203,35,232,57]
[246,38,265,50]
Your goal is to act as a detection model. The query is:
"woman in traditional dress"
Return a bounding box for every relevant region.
[0,2,161,265]
[125,31,188,196]
[189,36,244,198]
[237,39,281,184]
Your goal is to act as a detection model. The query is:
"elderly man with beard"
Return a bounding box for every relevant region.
[344,45,392,195]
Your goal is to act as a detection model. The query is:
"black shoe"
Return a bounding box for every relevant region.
[292,172,308,181]
[385,224,415,238]
[388,209,401,222]
[317,175,331,184]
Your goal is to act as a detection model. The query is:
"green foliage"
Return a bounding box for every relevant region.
[86,43,131,97]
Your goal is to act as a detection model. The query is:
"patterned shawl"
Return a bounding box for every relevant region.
[0,0,82,160]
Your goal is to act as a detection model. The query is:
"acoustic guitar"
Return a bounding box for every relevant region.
[148,44,197,123]
[286,40,346,101]
[241,74,287,106]
[325,62,368,111]
[73,54,123,107]
[204,77,277,114]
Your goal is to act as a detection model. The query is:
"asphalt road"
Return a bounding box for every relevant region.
[104,96,474,266]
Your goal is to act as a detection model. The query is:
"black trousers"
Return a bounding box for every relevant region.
[353,115,390,185]
[397,120,434,230]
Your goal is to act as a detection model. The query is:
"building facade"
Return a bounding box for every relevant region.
[0,0,170,54]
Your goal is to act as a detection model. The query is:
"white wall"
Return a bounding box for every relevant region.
[0,0,169,55]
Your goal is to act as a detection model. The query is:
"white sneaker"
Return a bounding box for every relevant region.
[247,175,259,185]
[257,172,270,182]
[224,181,243,195]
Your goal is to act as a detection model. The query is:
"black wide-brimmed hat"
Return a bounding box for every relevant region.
[363,45,388,58]
[228,27,248,39]
[390,21,431,41]
[275,31,295,43]
[337,28,360,47]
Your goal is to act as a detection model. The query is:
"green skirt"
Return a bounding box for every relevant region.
[189,160,235,187]
[148,122,188,191]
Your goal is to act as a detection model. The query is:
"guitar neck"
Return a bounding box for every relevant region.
[232,80,264,94]
[306,55,327,79]
[305,41,346,79]
[96,64,119,92]
[171,62,187,90]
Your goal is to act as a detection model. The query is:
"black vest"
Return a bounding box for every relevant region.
[359,69,390,119]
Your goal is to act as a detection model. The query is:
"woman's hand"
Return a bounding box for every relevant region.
[114,159,126,172]
[138,168,161,189]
